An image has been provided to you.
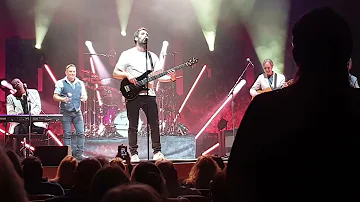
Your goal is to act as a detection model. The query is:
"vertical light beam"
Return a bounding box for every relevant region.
[195,79,246,140]
[44,64,57,83]
[190,0,222,51]
[115,0,134,35]
[174,65,207,123]
[34,0,63,48]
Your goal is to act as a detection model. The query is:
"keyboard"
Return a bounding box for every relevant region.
[0,114,63,123]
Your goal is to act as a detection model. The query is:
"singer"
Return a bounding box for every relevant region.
[53,64,87,160]
[113,27,176,162]
[6,78,46,153]
[249,59,287,98]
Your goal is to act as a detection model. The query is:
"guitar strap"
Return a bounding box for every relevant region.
[147,51,154,71]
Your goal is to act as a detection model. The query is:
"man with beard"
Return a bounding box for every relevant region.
[113,27,176,162]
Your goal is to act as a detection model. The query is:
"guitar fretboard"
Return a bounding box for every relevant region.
[137,63,189,86]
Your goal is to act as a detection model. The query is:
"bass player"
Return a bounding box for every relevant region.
[113,27,176,162]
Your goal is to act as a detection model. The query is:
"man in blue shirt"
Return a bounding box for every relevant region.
[53,64,87,160]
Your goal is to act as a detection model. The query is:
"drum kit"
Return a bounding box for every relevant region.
[81,70,133,138]
[81,70,181,138]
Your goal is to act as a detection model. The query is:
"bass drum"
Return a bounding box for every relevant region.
[114,111,143,137]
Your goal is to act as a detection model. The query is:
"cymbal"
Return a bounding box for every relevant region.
[98,86,120,95]
[81,70,100,78]
[83,77,101,84]
[81,70,91,74]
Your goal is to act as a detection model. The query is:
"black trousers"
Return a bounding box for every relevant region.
[126,95,161,155]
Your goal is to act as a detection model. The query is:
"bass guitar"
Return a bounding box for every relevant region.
[120,57,198,100]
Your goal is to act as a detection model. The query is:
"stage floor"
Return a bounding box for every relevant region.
[83,135,196,160]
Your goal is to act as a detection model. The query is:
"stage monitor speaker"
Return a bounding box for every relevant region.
[34,146,71,166]
[224,129,237,156]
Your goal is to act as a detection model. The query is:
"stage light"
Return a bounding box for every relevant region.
[195,79,246,140]
[85,41,110,79]
[47,130,63,146]
[21,141,35,151]
[191,0,221,52]
[232,0,290,73]
[163,41,169,47]
[217,118,228,131]
[34,0,63,51]
[174,65,207,123]
[44,64,57,84]
[202,143,220,155]
[85,41,92,47]
[89,57,103,107]
[116,0,134,40]
[1,80,17,94]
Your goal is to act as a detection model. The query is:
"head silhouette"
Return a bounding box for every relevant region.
[292,7,352,84]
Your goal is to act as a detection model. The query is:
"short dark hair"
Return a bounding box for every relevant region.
[133,27,148,44]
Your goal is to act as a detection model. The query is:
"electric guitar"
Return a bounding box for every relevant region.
[120,57,198,100]
[251,79,294,100]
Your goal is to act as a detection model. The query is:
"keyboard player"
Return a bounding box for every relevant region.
[6,78,47,135]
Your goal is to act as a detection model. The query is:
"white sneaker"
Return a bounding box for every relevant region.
[131,154,140,162]
[153,152,165,160]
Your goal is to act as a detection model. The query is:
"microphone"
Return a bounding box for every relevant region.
[144,37,149,43]
[23,83,28,90]
[246,58,254,66]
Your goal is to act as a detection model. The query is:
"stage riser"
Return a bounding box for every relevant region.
[84,136,196,160]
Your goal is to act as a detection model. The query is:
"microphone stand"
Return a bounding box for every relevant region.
[84,53,115,57]
[23,87,33,157]
[144,40,150,161]
[26,91,51,145]
[228,61,252,141]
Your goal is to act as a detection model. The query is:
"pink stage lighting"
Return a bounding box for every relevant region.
[174,65,207,123]
[44,64,58,83]
[1,80,17,94]
[195,79,246,140]
[202,143,220,156]
[47,130,63,146]
[0,128,7,134]
[90,57,103,106]
[20,141,35,151]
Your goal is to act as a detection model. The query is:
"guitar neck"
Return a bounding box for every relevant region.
[138,63,188,85]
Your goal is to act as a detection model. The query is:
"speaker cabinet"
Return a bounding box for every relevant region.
[34,146,71,166]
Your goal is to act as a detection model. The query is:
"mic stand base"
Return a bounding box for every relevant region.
[20,137,34,158]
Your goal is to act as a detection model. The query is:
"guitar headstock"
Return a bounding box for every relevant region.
[287,79,294,86]
[186,58,199,67]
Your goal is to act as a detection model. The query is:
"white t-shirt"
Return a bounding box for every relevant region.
[115,47,161,96]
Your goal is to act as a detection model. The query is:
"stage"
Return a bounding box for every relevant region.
[83,135,196,160]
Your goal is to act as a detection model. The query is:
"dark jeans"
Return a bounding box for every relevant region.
[61,110,85,158]
[126,95,161,155]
